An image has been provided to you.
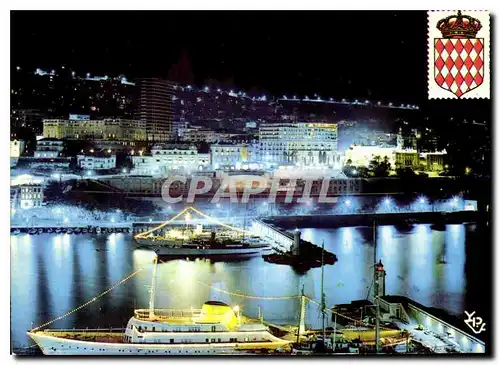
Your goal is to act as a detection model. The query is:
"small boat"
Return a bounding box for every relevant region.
[66,228,73,234]
[82,229,88,234]
[55,228,62,234]
[47,228,53,234]
[12,229,21,235]
[61,228,67,234]
[96,227,102,234]
[74,228,81,234]
[37,228,43,234]
[28,229,37,235]
[107,228,113,233]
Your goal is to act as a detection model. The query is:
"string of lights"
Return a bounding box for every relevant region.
[197,281,301,300]
[31,268,145,332]
[134,207,191,239]
[189,207,254,235]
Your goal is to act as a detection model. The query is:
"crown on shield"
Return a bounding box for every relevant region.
[436,10,482,38]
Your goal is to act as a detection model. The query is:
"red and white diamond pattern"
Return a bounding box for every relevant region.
[434,38,484,98]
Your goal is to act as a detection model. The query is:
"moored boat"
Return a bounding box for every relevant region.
[28,301,291,355]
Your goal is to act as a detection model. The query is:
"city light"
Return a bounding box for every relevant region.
[86,171,92,176]
[122,168,128,174]
[419,197,426,204]
[345,200,351,207]
[385,198,391,206]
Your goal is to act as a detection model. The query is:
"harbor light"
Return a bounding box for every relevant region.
[384,198,391,206]
[345,200,351,207]
[419,197,426,204]
[122,168,128,174]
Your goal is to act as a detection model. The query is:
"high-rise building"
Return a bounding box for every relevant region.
[136,78,174,142]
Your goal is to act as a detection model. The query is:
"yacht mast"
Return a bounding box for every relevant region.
[149,256,158,320]
[321,239,326,349]
[373,220,380,353]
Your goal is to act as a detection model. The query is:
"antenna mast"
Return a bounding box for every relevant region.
[373,220,380,353]
[321,239,326,349]
[149,256,158,320]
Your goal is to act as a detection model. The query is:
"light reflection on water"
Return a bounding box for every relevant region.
[11,224,471,350]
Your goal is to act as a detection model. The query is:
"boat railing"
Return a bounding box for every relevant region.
[41,328,125,333]
[134,309,203,320]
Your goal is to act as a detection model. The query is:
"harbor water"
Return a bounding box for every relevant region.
[10,223,489,353]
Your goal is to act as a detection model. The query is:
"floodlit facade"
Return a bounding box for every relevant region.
[34,138,64,159]
[259,123,339,166]
[395,150,420,169]
[180,127,217,143]
[43,118,147,141]
[345,145,397,168]
[77,153,117,170]
[210,144,260,169]
[132,144,208,174]
[10,139,25,158]
[420,150,447,172]
[19,184,44,209]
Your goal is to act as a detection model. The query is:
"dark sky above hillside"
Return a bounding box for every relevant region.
[10,10,487,114]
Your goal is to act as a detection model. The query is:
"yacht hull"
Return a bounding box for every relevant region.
[28,331,289,355]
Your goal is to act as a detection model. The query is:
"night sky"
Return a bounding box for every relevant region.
[11,11,430,104]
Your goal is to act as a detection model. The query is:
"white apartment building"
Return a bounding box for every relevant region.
[132,144,207,174]
[34,138,64,158]
[259,123,340,167]
[77,153,117,170]
[210,144,260,169]
[10,139,25,158]
[19,184,44,209]
[180,127,217,143]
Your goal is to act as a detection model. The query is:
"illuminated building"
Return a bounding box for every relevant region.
[18,183,44,209]
[42,118,147,141]
[10,139,25,158]
[420,150,447,172]
[180,127,217,143]
[395,150,419,169]
[77,152,117,170]
[345,145,397,168]
[136,78,174,141]
[210,143,260,169]
[34,138,64,158]
[259,123,339,166]
[132,144,208,174]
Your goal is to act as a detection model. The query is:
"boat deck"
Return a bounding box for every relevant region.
[38,330,124,344]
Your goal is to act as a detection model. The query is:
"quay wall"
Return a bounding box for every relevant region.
[265,211,482,229]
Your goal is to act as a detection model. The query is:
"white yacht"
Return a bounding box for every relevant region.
[28,301,290,355]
